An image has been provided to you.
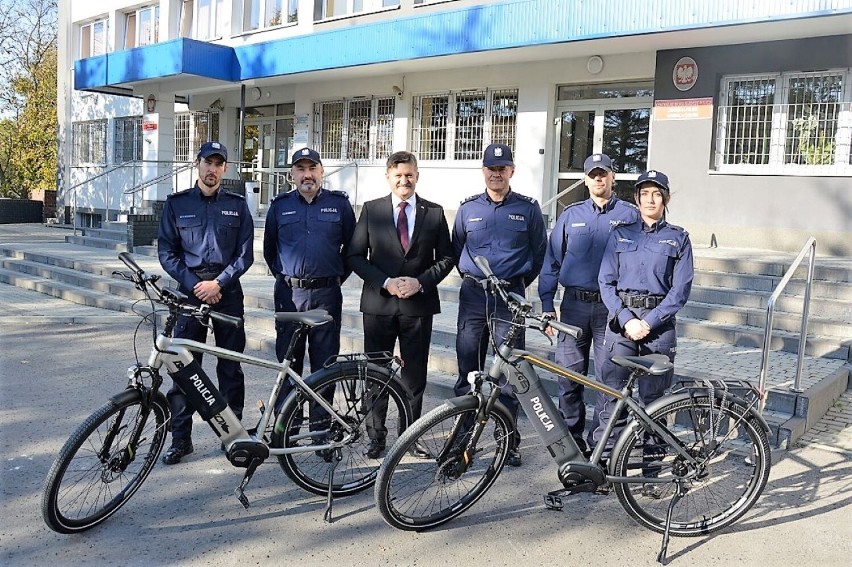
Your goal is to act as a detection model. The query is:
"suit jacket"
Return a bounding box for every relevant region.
[348,194,454,316]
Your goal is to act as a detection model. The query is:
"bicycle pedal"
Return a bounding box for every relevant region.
[234,487,250,510]
[544,492,564,511]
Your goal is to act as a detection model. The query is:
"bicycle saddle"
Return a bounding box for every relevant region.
[274,309,333,326]
[611,354,673,375]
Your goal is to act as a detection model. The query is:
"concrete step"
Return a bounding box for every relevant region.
[693,255,852,282]
[682,301,851,339]
[693,270,852,301]
[80,227,127,241]
[64,234,129,252]
[689,285,852,320]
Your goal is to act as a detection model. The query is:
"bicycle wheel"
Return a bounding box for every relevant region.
[611,394,770,537]
[375,397,513,530]
[273,364,412,496]
[42,390,169,533]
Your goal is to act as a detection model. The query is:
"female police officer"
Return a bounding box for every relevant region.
[593,170,694,468]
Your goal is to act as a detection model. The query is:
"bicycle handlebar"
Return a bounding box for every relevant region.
[115,253,243,329]
[472,255,582,340]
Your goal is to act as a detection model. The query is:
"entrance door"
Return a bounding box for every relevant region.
[551,82,653,217]
[243,117,294,209]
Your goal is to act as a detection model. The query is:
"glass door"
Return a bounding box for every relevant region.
[550,82,653,218]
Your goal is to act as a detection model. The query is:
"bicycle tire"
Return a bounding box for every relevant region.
[611,393,771,537]
[272,363,412,496]
[375,396,513,530]
[41,390,169,533]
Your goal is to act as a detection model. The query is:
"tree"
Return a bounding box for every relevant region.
[0,0,58,198]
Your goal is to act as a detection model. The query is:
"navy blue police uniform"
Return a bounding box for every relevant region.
[595,207,693,453]
[263,186,355,373]
[158,181,254,448]
[538,194,638,452]
[452,189,547,450]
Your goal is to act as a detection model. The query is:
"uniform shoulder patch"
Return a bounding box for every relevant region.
[514,193,536,204]
[621,200,639,210]
[328,189,349,199]
[270,190,293,203]
[563,201,584,210]
[668,223,688,237]
[460,194,480,206]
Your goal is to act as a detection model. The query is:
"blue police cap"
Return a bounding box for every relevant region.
[635,170,671,194]
[583,153,614,175]
[291,147,322,165]
[483,143,514,167]
[197,141,228,161]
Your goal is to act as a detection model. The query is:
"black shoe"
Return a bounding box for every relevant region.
[162,441,194,465]
[365,439,386,459]
[408,441,431,459]
[507,448,522,467]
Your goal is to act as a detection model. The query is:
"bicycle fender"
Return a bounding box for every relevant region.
[442,394,514,424]
[110,387,168,410]
[611,389,771,465]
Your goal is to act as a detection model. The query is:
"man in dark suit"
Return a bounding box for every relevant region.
[348,150,454,459]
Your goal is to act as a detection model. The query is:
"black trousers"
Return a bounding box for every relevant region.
[362,313,433,441]
[167,282,246,443]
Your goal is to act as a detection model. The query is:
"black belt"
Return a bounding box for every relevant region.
[462,273,525,288]
[619,293,665,309]
[564,287,602,303]
[286,276,341,289]
[192,267,223,281]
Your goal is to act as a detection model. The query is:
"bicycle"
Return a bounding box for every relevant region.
[42,252,412,534]
[374,256,771,564]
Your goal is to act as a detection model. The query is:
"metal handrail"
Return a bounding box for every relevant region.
[268,161,360,203]
[540,178,584,211]
[123,162,195,195]
[758,237,817,412]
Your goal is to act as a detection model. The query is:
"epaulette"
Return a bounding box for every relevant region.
[515,193,536,204]
[562,201,584,210]
[167,188,192,199]
[460,194,480,205]
[666,223,688,236]
[220,189,246,200]
[327,189,349,199]
[270,190,294,203]
[621,200,639,210]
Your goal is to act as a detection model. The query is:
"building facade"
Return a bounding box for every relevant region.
[59,0,852,254]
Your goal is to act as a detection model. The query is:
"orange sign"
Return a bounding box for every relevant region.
[654,98,713,120]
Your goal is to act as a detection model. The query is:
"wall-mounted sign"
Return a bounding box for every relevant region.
[673,57,698,92]
[654,98,713,120]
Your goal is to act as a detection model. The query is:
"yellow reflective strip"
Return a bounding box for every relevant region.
[520,354,624,400]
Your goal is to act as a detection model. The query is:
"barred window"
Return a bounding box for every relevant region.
[113,116,142,163]
[313,97,395,162]
[716,70,852,172]
[72,120,108,165]
[173,111,221,162]
[410,88,518,161]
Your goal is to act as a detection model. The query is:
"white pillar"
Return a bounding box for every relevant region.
[141,91,176,202]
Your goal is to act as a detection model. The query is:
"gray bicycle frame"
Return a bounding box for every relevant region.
[146,332,356,456]
[489,343,703,483]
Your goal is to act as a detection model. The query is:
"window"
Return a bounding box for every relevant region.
[174,111,221,162]
[243,0,297,31]
[196,0,227,40]
[80,18,108,58]
[72,120,108,165]
[314,0,399,21]
[716,70,852,172]
[114,116,143,163]
[410,88,518,161]
[125,5,160,49]
[312,97,396,161]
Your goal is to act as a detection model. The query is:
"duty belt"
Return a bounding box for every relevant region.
[564,287,602,303]
[286,276,341,289]
[462,273,525,288]
[619,293,665,309]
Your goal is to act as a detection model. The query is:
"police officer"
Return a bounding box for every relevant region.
[453,143,547,467]
[538,153,639,455]
[263,147,355,373]
[158,141,254,465]
[595,169,694,464]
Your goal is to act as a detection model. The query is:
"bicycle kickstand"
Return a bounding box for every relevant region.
[323,448,343,523]
[657,481,687,565]
[234,456,264,510]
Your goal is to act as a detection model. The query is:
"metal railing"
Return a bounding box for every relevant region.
[267,161,360,203]
[758,237,817,412]
[540,178,584,222]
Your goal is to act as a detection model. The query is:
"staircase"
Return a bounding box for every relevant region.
[0,223,849,451]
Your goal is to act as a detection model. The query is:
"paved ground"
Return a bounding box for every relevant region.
[1,317,850,566]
